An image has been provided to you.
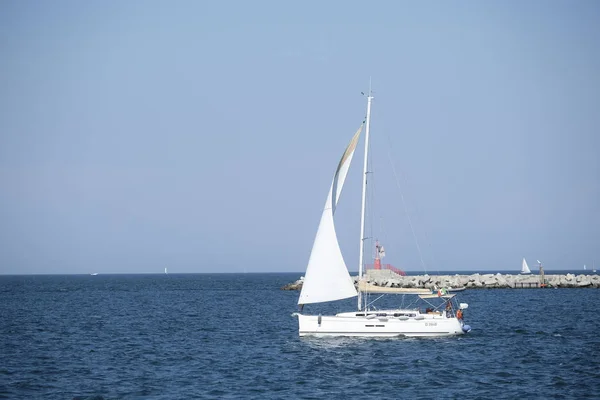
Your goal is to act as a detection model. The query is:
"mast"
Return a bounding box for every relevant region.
[357,85,373,310]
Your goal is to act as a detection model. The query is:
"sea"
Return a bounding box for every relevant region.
[1,272,599,399]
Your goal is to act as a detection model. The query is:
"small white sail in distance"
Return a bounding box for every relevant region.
[298,125,363,305]
[521,258,531,274]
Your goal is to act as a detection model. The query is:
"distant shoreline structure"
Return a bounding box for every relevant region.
[282,270,600,290]
[0,269,598,276]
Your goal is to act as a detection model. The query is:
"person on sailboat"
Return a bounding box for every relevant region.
[445,301,453,317]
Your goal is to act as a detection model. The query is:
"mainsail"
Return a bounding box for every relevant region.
[298,125,363,305]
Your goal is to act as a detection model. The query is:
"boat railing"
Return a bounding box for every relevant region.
[364,263,407,276]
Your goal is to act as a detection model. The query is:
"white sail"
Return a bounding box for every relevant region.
[521,258,531,274]
[298,125,363,305]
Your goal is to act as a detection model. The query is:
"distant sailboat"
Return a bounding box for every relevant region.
[90,272,98,276]
[520,258,532,274]
[164,267,168,275]
[584,264,587,271]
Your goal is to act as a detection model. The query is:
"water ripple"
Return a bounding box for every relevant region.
[1,275,599,399]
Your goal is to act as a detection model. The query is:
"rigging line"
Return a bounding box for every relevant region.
[397,174,441,276]
[385,139,442,276]
[368,150,388,259]
[384,135,428,274]
[369,125,385,259]
[366,114,387,264]
[366,129,375,262]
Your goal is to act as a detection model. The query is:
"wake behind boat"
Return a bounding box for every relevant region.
[293,89,471,338]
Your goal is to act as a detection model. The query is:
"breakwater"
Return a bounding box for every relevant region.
[282,269,600,290]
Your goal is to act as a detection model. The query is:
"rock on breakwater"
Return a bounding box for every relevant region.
[281,276,304,290]
[281,270,600,290]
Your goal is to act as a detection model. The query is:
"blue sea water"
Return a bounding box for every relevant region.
[1,273,599,399]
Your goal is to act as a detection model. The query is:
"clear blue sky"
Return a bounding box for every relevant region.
[1,1,598,274]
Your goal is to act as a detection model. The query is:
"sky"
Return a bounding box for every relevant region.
[1,0,599,274]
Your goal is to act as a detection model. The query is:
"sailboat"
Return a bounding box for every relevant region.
[520,258,532,274]
[293,90,471,337]
[165,267,168,275]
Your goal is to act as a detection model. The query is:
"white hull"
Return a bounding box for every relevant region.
[297,310,469,338]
